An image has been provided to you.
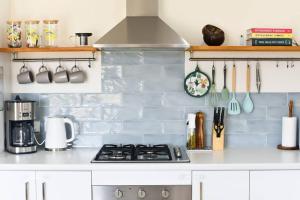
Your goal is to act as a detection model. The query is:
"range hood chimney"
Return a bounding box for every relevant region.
[93,0,189,49]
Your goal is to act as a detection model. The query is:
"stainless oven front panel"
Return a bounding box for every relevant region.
[93,185,192,200]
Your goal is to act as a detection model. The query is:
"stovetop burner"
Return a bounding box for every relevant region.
[91,144,190,163]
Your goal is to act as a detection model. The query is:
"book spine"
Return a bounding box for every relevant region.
[247,33,293,39]
[247,39,293,46]
[247,28,292,34]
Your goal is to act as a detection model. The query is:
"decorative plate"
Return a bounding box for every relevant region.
[184,65,211,97]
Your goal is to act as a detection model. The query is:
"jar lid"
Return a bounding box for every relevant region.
[43,20,59,24]
[7,20,22,25]
[25,20,40,24]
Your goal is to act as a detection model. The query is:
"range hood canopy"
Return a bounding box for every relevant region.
[94,0,189,49]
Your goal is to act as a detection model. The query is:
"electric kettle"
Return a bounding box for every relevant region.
[45,117,75,151]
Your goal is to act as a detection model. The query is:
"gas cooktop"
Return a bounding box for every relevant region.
[91,144,190,163]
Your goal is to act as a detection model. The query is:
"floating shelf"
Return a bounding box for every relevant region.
[0,46,97,53]
[188,46,300,52]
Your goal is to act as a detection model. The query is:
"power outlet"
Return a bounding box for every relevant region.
[34,120,41,133]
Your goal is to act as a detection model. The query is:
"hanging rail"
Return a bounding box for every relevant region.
[189,57,300,62]
[11,52,96,67]
[12,57,96,62]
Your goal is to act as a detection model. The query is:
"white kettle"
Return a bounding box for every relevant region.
[45,117,75,151]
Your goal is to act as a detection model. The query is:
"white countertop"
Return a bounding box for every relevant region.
[0,148,300,171]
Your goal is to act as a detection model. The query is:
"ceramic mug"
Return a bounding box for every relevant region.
[54,65,69,83]
[17,65,34,84]
[69,65,85,83]
[36,65,52,84]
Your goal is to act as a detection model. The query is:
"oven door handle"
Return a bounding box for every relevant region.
[200,182,203,200]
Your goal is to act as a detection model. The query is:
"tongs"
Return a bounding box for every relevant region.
[256,62,261,93]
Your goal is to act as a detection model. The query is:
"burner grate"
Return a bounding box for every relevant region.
[94,144,172,161]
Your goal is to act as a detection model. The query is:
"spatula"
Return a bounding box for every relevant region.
[228,64,241,115]
[242,64,254,113]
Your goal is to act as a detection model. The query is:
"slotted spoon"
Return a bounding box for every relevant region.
[228,64,240,115]
[242,64,254,113]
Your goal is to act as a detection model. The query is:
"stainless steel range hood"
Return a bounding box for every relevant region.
[94,0,189,49]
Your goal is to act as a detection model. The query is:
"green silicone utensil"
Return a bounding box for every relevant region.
[242,64,254,113]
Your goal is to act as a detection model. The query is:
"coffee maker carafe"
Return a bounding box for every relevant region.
[5,96,37,154]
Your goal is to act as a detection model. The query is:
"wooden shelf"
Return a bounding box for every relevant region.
[0,46,97,53]
[188,46,300,52]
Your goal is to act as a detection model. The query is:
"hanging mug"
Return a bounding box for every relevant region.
[54,65,69,83]
[17,65,34,84]
[36,65,52,84]
[69,65,85,83]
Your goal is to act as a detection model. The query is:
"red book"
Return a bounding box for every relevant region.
[247,28,292,34]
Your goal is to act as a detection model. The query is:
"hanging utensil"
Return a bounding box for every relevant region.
[243,63,254,113]
[228,63,241,115]
[184,62,211,97]
[256,61,261,93]
[221,63,229,102]
[209,62,219,106]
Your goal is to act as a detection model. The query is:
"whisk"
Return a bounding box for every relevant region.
[209,62,219,106]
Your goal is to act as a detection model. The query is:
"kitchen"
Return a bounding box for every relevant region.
[1,0,300,200]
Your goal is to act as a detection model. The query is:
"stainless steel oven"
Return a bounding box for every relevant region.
[92,185,192,200]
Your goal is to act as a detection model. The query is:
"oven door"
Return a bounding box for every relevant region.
[92,170,192,200]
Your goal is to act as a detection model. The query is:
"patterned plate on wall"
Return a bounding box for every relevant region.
[184,64,211,97]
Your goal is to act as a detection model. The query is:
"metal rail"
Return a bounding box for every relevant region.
[189,57,300,62]
[12,52,96,68]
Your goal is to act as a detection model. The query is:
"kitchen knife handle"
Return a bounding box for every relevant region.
[25,182,29,200]
[200,182,203,200]
[42,182,46,200]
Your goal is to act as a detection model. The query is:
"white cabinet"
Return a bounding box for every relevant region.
[36,171,91,200]
[0,171,91,200]
[250,170,300,200]
[192,171,249,200]
[0,171,36,200]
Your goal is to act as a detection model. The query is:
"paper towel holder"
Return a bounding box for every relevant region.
[277,100,299,150]
[277,144,299,150]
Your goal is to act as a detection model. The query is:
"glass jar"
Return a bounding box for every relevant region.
[43,20,58,47]
[6,20,22,48]
[25,20,40,48]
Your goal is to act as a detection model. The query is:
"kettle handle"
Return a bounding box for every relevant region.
[64,118,75,143]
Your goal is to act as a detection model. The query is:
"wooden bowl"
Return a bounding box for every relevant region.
[202,24,225,46]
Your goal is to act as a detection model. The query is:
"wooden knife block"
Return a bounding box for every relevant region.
[212,126,225,151]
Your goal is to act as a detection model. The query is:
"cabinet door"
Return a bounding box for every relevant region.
[192,171,249,200]
[0,171,36,200]
[36,171,91,200]
[251,170,300,200]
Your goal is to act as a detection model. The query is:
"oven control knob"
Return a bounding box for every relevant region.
[114,189,123,199]
[162,189,170,199]
[138,189,146,199]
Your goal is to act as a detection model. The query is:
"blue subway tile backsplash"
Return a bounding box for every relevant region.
[13,50,299,148]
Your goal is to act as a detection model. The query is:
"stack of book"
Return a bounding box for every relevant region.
[247,28,293,46]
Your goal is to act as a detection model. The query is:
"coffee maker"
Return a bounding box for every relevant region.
[5,96,37,154]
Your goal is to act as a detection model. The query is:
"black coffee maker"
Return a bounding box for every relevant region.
[5,96,37,154]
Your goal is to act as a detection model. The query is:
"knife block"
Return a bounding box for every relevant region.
[212,125,225,151]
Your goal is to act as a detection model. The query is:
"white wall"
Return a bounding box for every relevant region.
[10,0,126,93]
[159,0,300,92]
[0,0,12,98]
[5,0,300,93]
